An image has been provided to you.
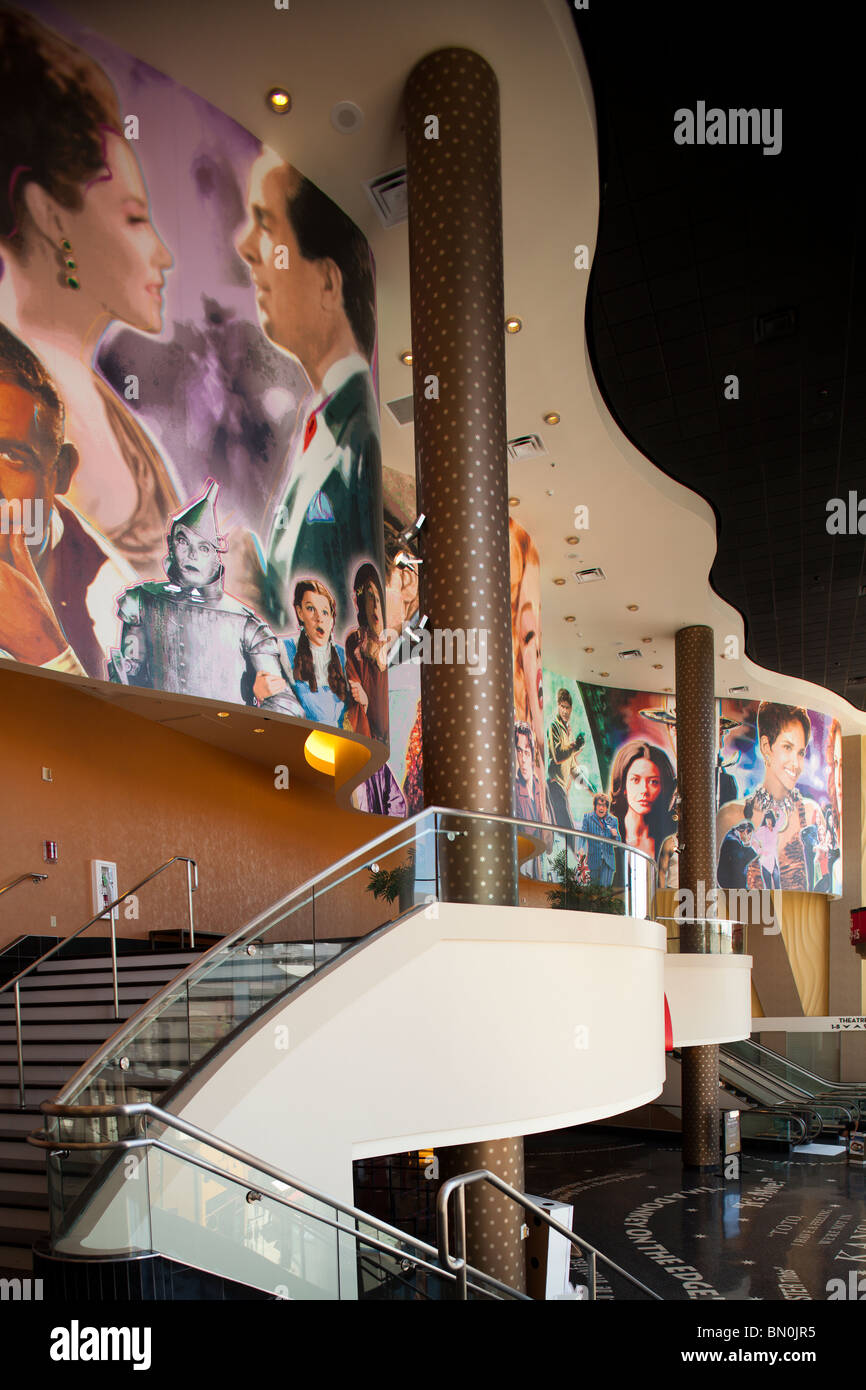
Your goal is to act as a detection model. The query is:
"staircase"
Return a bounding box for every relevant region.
[0,948,202,1272]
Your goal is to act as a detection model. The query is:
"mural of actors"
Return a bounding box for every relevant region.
[716,701,839,895]
[0,5,386,745]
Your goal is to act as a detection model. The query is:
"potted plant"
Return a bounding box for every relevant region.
[545,849,625,915]
[365,853,416,916]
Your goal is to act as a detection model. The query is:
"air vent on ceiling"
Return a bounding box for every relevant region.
[573,567,606,584]
[617,649,643,661]
[364,168,407,228]
[845,675,866,686]
[729,685,750,694]
[753,307,797,344]
[507,434,547,461]
[386,394,414,426]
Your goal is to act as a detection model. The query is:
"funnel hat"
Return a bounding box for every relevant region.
[169,478,227,552]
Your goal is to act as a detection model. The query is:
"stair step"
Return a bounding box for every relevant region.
[0,1045,107,1064]
[33,951,201,974]
[0,1206,49,1231]
[0,1244,34,1271]
[0,1024,123,1042]
[0,1142,46,1171]
[19,967,195,992]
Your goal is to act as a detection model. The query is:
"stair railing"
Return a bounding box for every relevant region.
[0,872,48,896]
[437,1169,663,1301]
[0,855,198,1107]
[30,1100,526,1301]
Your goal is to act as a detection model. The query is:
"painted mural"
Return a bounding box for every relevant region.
[0,5,384,733]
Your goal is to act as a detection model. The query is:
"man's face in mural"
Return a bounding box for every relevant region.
[169,524,220,588]
[56,133,172,334]
[236,151,324,372]
[517,556,543,744]
[295,590,333,647]
[760,720,807,798]
[0,380,75,562]
[626,758,662,817]
[516,732,533,787]
[364,581,384,636]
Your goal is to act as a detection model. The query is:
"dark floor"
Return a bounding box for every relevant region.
[524,1128,866,1301]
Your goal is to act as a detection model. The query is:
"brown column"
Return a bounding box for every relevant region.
[675,625,720,1168]
[405,48,525,1291]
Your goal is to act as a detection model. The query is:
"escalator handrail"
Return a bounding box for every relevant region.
[728,1038,866,1096]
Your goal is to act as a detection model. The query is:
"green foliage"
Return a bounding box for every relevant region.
[545,849,625,915]
[365,857,415,904]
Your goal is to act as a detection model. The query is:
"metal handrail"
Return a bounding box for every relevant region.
[437,1169,663,1301]
[726,1038,866,1098]
[0,872,48,897]
[30,1100,525,1301]
[0,855,198,1108]
[55,807,658,1106]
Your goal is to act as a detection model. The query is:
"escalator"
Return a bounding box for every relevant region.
[717,1041,861,1142]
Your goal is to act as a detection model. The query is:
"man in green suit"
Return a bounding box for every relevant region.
[236,149,384,634]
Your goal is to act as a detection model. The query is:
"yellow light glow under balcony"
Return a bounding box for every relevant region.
[304,730,339,775]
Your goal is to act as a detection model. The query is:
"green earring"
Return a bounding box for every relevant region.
[59,237,79,290]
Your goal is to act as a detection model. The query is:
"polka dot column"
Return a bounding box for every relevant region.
[405,49,525,1290]
[675,625,721,1168]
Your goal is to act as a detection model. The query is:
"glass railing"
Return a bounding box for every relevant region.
[649,1102,809,1146]
[717,1053,856,1130]
[659,917,746,954]
[35,1103,521,1301]
[55,808,658,1120]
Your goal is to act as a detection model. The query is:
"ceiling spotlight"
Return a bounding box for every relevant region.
[505,317,522,334]
[543,411,561,426]
[642,637,653,643]
[553,577,566,585]
[664,686,673,692]
[217,711,230,719]
[565,535,580,545]
[399,350,413,366]
[584,647,594,653]
[652,663,663,670]
[564,615,576,623]
[266,87,292,114]
[546,489,554,497]
[509,497,520,507]
[253,727,265,734]
[599,671,610,678]
[627,604,639,612]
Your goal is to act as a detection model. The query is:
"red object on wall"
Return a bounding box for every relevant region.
[851,908,866,946]
[664,993,673,1052]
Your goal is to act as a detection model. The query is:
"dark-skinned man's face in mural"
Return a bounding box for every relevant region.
[27,133,173,334]
[169,524,220,588]
[0,380,75,563]
[235,149,330,373]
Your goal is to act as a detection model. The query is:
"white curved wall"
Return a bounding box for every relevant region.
[176,903,667,1202]
[665,953,753,1048]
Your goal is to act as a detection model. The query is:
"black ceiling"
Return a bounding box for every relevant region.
[570,0,866,711]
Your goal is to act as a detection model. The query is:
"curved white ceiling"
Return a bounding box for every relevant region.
[52,0,866,730]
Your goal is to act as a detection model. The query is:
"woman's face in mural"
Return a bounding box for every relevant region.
[364,582,384,636]
[517,558,542,740]
[760,721,806,797]
[57,133,172,334]
[625,758,662,818]
[296,591,333,646]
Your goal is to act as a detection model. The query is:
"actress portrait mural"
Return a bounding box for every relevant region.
[716,699,842,896]
[0,4,385,736]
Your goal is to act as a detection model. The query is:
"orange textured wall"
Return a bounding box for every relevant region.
[0,669,395,952]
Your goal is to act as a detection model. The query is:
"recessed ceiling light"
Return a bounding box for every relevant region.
[509,496,520,507]
[553,577,566,585]
[565,535,580,544]
[627,604,639,612]
[584,646,594,653]
[253,727,265,734]
[399,350,413,366]
[664,687,673,692]
[599,671,609,678]
[330,100,364,134]
[564,615,576,623]
[652,663,663,670]
[266,87,292,114]
[546,489,554,497]
[642,637,653,643]
[217,711,230,718]
[542,411,561,426]
[505,317,522,334]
